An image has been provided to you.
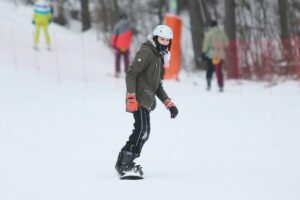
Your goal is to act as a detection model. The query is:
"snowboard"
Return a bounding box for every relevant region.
[119,170,144,180]
[120,175,144,180]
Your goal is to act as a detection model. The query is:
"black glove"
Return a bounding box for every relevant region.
[164,99,178,119]
[168,106,178,119]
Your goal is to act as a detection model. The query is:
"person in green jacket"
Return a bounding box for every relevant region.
[202,20,229,92]
[115,25,179,179]
[32,0,53,50]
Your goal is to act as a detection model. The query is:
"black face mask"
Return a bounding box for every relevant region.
[157,43,169,52]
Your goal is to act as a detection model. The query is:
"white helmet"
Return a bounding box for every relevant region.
[153,25,173,39]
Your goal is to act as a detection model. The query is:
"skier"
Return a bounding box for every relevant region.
[115,25,179,179]
[202,20,229,92]
[32,0,53,50]
[110,13,133,78]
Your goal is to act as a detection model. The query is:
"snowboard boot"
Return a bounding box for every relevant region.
[33,45,39,51]
[114,72,120,78]
[46,45,52,51]
[206,80,211,91]
[115,151,143,177]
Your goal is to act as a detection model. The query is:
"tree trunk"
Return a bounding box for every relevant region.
[278,0,293,74]
[187,0,205,69]
[54,0,67,26]
[225,0,239,79]
[158,0,167,23]
[278,0,290,40]
[201,0,212,27]
[112,0,119,24]
[80,0,91,31]
[98,0,109,32]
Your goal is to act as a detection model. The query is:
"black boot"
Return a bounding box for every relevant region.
[206,80,211,91]
[115,151,143,177]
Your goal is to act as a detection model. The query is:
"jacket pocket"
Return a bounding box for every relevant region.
[143,89,155,107]
[144,89,154,97]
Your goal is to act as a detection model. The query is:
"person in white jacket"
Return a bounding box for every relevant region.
[202,20,229,92]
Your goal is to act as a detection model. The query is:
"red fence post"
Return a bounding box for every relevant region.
[294,35,300,80]
[226,39,239,79]
[265,39,273,82]
[236,39,240,79]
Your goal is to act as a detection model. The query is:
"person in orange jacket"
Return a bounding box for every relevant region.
[110,13,133,78]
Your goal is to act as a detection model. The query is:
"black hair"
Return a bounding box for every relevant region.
[211,20,218,27]
[153,36,172,54]
[119,12,128,19]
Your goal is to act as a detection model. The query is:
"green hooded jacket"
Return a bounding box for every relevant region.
[202,27,229,60]
[126,40,170,111]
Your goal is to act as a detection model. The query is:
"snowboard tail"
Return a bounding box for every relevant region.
[120,175,144,180]
[118,168,144,180]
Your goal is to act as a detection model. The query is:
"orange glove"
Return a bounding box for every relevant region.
[164,99,178,119]
[126,93,139,112]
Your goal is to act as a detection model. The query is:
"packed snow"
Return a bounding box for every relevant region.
[0,1,300,200]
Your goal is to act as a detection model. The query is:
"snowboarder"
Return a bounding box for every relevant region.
[32,0,53,50]
[202,20,229,92]
[110,12,133,78]
[115,25,179,179]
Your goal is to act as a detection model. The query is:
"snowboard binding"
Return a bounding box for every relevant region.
[115,151,143,180]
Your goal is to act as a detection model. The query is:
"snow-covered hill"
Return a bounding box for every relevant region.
[1,1,300,200]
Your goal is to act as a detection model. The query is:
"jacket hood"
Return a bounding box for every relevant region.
[141,38,160,56]
[210,26,223,33]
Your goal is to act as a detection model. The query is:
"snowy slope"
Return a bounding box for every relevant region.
[1,1,300,200]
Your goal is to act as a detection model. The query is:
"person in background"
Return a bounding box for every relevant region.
[32,0,53,50]
[110,13,133,78]
[202,20,229,92]
[115,25,179,179]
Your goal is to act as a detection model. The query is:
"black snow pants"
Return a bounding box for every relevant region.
[115,49,130,73]
[206,58,224,89]
[121,107,150,159]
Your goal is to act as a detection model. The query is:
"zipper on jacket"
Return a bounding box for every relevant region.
[156,58,161,89]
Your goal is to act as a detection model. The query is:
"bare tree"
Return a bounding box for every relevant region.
[80,0,91,31]
[202,0,213,26]
[225,0,238,79]
[97,0,109,32]
[187,0,205,69]
[53,0,67,26]
[290,0,300,36]
[278,0,290,40]
[278,0,296,76]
